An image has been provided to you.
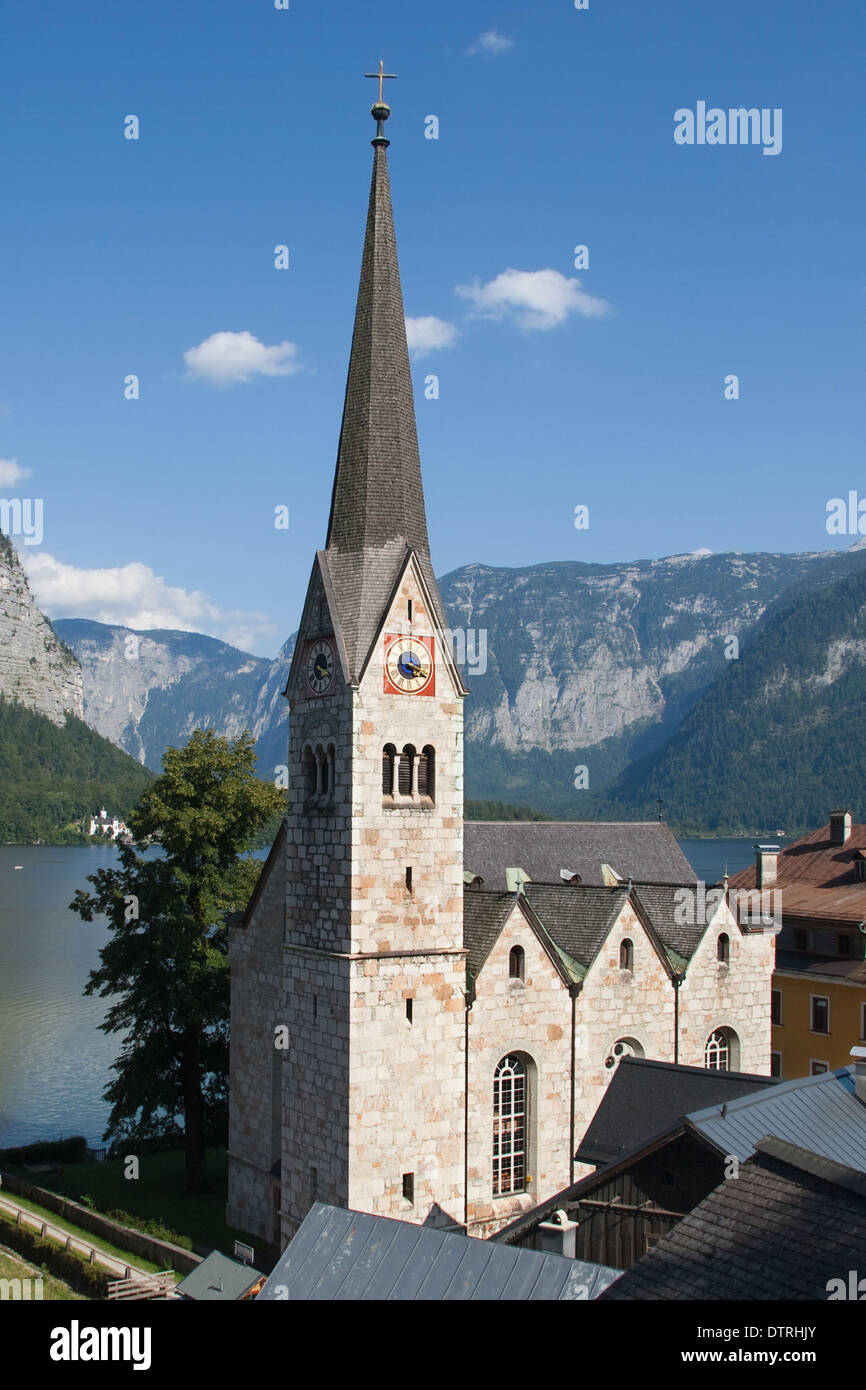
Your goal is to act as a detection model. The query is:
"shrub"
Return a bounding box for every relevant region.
[0,1136,88,1165]
[104,1208,192,1250]
[0,1211,110,1299]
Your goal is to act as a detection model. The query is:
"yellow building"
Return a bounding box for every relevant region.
[729,811,866,1078]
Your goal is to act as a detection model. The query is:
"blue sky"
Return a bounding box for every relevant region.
[1,0,864,655]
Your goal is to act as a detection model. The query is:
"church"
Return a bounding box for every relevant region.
[226,74,776,1247]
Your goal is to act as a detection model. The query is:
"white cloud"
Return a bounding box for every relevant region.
[0,458,31,486]
[456,268,611,330]
[405,316,459,358]
[184,331,301,386]
[465,29,515,56]
[22,552,276,652]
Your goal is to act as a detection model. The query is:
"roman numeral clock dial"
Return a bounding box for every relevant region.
[306,638,335,697]
[383,634,435,696]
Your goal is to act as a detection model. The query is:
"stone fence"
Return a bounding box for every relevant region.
[0,1170,201,1274]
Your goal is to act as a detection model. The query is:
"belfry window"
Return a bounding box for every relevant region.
[383,743,435,806]
[382,744,396,796]
[398,745,415,795]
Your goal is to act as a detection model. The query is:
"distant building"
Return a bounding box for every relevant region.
[729,812,866,1076]
[87,807,129,840]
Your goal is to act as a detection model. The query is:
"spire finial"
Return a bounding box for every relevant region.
[365,59,397,144]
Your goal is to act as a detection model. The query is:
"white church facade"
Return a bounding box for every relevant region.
[226,80,776,1247]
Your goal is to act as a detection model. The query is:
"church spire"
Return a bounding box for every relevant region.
[321,64,447,681]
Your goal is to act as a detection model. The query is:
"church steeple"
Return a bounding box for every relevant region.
[321,65,447,682]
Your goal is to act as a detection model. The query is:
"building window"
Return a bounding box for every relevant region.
[405,998,413,1024]
[405,866,413,895]
[509,946,525,980]
[771,989,782,1026]
[770,1052,782,1077]
[619,938,634,971]
[493,1055,528,1197]
[810,1060,829,1076]
[310,1166,318,1201]
[417,745,435,799]
[604,1037,644,1073]
[811,995,830,1034]
[717,933,730,964]
[398,745,415,795]
[303,746,317,798]
[382,744,396,796]
[838,934,852,957]
[402,1172,414,1204]
[705,1027,740,1072]
[855,858,866,882]
[794,929,808,951]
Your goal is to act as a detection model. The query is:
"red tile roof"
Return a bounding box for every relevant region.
[728,820,866,924]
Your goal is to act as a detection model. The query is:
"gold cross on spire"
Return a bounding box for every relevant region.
[365,59,397,105]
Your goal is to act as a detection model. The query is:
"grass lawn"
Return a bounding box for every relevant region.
[0,1193,163,1274]
[0,1243,83,1300]
[25,1147,264,1259]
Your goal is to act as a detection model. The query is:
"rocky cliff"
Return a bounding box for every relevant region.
[0,531,83,724]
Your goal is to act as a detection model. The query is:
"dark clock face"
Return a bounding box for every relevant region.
[385,635,434,694]
[306,639,335,696]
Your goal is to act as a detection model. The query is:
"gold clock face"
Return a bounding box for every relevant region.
[384,635,434,694]
[306,639,335,696]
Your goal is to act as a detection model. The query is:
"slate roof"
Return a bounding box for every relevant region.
[521,882,629,976]
[575,1057,780,1167]
[255,1202,619,1301]
[630,883,708,964]
[463,890,519,980]
[729,817,866,922]
[322,138,449,680]
[463,821,696,891]
[601,1138,866,1300]
[175,1250,262,1301]
[687,1064,866,1171]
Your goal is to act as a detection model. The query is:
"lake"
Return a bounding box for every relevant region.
[0,835,778,1149]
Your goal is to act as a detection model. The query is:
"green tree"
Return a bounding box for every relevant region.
[70,730,286,1192]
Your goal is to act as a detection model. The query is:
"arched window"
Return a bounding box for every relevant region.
[619,938,634,971]
[382,744,396,796]
[509,945,525,980]
[493,1055,528,1196]
[398,745,415,795]
[317,745,329,795]
[302,746,317,798]
[717,933,730,964]
[705,1027,740,1072]
[604,1036,644,1072]
[417,745,435,799]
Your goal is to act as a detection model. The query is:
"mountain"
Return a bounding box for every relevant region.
[52,547,866,824]
[603,564,866,835]
[0,698,153,843]
[52,620,294,776]
[439,547,866,815]
[0,531,83,723]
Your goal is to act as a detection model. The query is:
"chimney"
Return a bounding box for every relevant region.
[755,844,779,888]
[830,810,853,845]
[852,1046,866,1105]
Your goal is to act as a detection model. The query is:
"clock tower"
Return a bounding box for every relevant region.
[265,73,469,1241]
